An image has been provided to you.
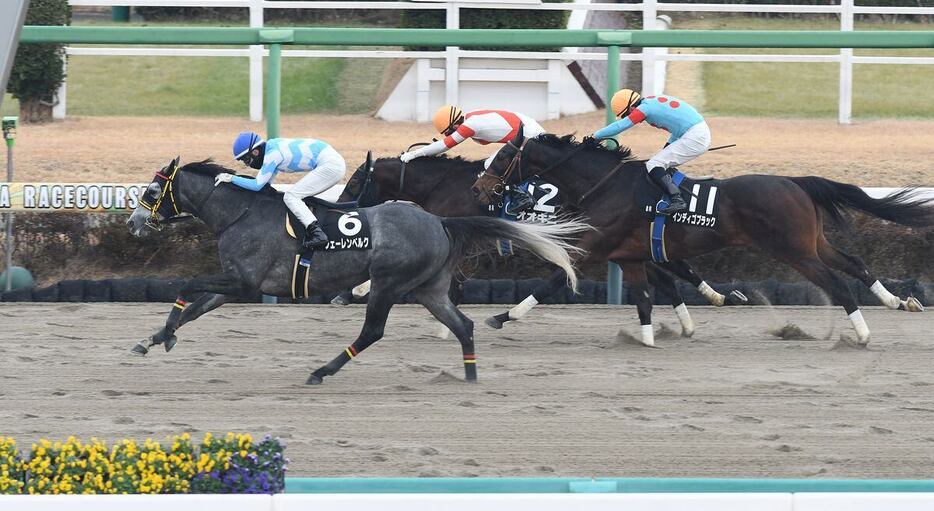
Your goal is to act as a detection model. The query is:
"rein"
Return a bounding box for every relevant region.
[400,142,431,195]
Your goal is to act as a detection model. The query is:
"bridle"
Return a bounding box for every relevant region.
[476,137,532,199]
[138,161,216,230]
[139,161,182,231]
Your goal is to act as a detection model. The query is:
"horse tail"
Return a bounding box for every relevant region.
[440,217,589,292]
[789,176,934,228]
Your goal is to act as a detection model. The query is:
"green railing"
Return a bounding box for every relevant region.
[285,477,934,493]
[17,26,934,304]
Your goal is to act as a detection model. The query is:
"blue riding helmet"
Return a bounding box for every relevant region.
[233,131,264,160]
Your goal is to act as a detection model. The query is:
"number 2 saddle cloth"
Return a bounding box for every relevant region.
[285,197,373,299]
[493,177,566,256]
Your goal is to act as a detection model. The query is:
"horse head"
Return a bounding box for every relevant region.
[126,156,185,237]
[471,124,534,206]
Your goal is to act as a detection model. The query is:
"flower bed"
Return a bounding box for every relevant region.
[0,433,287,495]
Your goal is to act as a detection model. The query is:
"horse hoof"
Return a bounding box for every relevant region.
[330,294,351,306]
[306,374,324,385]
[485,316,504,329]
[728,290,749,305]
[681,327,695,339]
[163,335,178,352]
[130,343,149,356]
[905,296,924,313]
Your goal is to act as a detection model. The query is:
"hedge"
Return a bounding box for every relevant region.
[0,433,287,495]
[400,0,569,52]
[4,277,929,307]
[6,0,71,124]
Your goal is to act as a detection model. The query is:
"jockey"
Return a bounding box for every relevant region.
[215,131,346,249]
[400,105,547,214]
[594,89,711,215]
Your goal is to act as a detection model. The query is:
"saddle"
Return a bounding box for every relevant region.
[635,169,722,263]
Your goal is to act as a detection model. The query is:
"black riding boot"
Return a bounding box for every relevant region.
[302,222,328,249]
[651,167,688,215]
[505,189,535,216]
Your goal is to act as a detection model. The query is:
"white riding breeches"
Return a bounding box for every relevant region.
[645,121,711,171]
[283,146,347,227]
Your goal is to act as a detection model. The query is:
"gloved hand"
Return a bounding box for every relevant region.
[400,149,421,163]
[214,173,234,187]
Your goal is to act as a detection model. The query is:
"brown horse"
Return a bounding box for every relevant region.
[472,131,930,346]
[338,153,747,343]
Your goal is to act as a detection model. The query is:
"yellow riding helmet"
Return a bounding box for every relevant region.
[432,105,465,136]
[611,89,642,118]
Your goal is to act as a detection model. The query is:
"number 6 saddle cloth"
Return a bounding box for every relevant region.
[284,198,373,299]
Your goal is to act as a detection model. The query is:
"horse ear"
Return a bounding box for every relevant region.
[513,124,525,145]
[171,156,180,169]
[365,150,373,173]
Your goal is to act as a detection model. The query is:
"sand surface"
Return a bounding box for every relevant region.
[6,113,934,186]
[2,302,934,478]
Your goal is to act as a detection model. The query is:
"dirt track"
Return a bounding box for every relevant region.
[2,303,934,478]
[8,113,934,186]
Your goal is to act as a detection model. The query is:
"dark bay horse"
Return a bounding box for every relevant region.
[337,153,746,343]
[472,132,931,346]
[125,158,587,384]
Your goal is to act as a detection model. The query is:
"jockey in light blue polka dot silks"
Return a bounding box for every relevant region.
[216,132,347,249]
[594,89,712,215]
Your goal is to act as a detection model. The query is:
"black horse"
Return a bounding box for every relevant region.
[125,158,587,384]
[473,132,930,346]
[337,153,746,343]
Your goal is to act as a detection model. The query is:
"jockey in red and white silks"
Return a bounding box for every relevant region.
[401,106,545,169]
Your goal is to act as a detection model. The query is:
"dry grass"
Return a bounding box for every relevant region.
[4,113,932,187]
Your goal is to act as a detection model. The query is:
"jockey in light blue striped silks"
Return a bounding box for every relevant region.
[594,89,711,215]
[216,131,347,249]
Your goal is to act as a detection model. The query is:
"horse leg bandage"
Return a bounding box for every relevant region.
[698,281,725,307]
[674,303,695,337]
[508,296,539,320]
[352,280,371,298]
[848,310,870,343]
[641,324,655,347]
[870,280,901,309]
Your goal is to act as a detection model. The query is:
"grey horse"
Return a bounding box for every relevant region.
[125,158,586,384]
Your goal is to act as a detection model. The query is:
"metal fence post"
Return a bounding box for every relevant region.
[3,117,16,292]
[605,45,623,305]
[266,42,282,140]
[839,0,854,124]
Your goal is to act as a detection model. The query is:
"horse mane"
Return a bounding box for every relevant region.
[534,133,636,161]
[181,159,281,196]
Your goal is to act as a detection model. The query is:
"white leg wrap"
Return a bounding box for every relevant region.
[849,309,870,344]
[870,280,901,309]
[698,281,725,307]
[674,303,695,337]
[508,296,539,320]
[641,324,656,347]
[352,280,371,298]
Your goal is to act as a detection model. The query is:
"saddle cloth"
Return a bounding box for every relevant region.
[285,198,373,299]
[494,178,566,256]
[635,170,722,263]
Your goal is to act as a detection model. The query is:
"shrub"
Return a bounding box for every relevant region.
[6,0,71,124]
[401,0,569,51]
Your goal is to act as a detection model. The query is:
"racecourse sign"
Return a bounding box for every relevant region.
[0,183,147,212]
